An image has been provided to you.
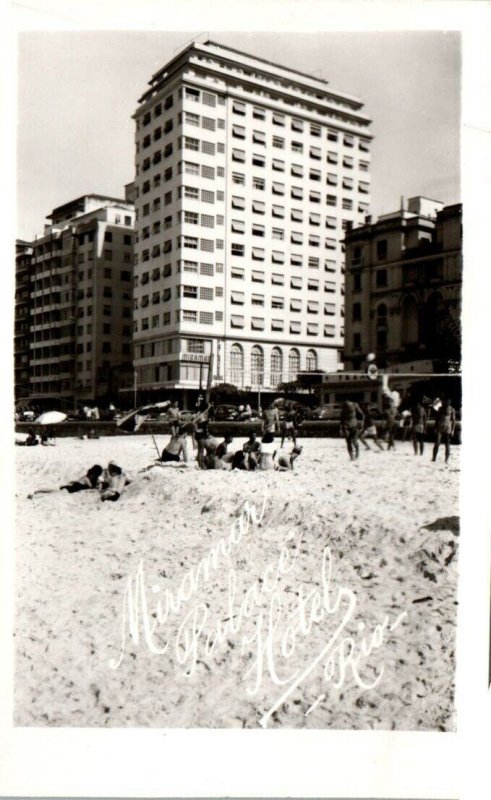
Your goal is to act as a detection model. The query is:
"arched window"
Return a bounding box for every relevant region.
[230,343,243,386]
[288,348,300,381]
[270,347,283,386]
[306,349,317,372]
[251,345,264,387]
[401,296,419,346]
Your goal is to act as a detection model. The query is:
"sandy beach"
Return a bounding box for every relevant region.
[14,433,459,729]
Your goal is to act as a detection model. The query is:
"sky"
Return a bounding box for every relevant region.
[16,30,461,240]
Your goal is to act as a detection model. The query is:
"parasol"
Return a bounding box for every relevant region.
[35,411,67,425]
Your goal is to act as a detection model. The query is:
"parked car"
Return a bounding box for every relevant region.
[309,403,344,421]
[213,404,240,421]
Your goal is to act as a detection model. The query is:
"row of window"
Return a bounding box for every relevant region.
[230,193,368,212]
[134,309,337,338]
[230,237,339,258]
[231,126,369,165]
[229,261,339,279]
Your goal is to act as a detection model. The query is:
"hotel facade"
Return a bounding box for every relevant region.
[343,197,462,372]
[23,194,135,405]
[132,40,372,404]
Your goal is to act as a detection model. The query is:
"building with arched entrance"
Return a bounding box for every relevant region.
[343,198,462,372]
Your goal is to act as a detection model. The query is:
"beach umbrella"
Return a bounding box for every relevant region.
[35,411,67,425]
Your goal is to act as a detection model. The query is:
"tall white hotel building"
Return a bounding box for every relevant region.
[132,40,372,405]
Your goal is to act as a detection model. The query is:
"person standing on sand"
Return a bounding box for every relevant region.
[359,404,384,451]
[411,401,427,456]
[262,404,280,436]
[280,403,299,447]
[432,398,456,463]
[166,401,180,436]
[383,400,398,450]
[340,400,364,461]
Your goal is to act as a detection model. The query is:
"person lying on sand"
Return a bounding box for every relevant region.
[28,464,103,497]
[161,425,189,463]
[273,445,303,471]
[100,461,131,502]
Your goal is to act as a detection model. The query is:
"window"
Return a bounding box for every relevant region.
[184,210,199,225]
[272,204,284,218]
[252,153,265,167]
[376,268,388,287]
[231,242,245,256]
[291,186,303,200]
[291,209,303,223]
[344,134,354,147]
[201,214,214,228]
[252,223,265,237]
[231,266,244,279]
[252,247,265,260]
[342,198,353,210]
[272,159,285,171]
[202,91,216,107]
[291,118,303,132]
[183,310,198,322]
[231,315,244,328]
[253,200,266,214]
[272,182,285,195]
[352,302,362,321]
[310,213,321,226]
[253,130,266,145]
[181,235,198,249]
[310,146,321,160]
[232,148,246,162]
[343,155,354,168]
[272,273,284,286]
[359,181,370,194]
[325,280,336,292]
[199,311,213,325]
[232,219,245,234]
[252,271,264,283]
[291,231,303,245]
[233,100,246,115]
[327,130,338,142]
[202,116,215,131]
[272,112,285,126]
[343,177,353,190]
[309,234,320,247]
[309,257,320,269]
[200,238,214,252]
[290,320,301,334]
[182,185,199,200]
[291,253,303,267]
[184,86,199,102]
[326,238,336,250]
[251,317,265,330]
[184,111,199,126]
[272,250,284,263]
[291,164,303,177]
[272,136,284,149]
[376,240,388,260]
[230,343,244,384]
[201,165,215,179]
[232,172,245,185]
[310,123,321,137]
[253,176,265,190]
[183,285,198,298]
[307,323,319,335]
[308,278,319,291]
[310,169,321,182]
[272,227,284,240]
[232,195,245,210]
[291,141,303,153]
[327,151,338,164]
[251,345,264,385]
[291,276,302,290]
[327,173,338,186]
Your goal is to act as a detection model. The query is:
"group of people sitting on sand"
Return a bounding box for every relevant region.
[159,397,302,472]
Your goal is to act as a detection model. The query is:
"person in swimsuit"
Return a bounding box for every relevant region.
[241,431,261,470]
[166,401,180,436]
[258,432,276,470]
[213,435,234,469]
[28,464,103,497]
[383,401,398,450]
[359,404,384,451]
[100,461,130,502]
[280,404,299,447]
[161,425,189,463]
[273,445,303,471]
[411,401,427,456]
[432,398,456,463]
[262,404,280,436]
[340,400,364,461]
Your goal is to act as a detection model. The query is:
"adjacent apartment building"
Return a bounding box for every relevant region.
[132,39,373,404]
[23,193,135,405]
[343,197,462,372]
[14,239,33,400]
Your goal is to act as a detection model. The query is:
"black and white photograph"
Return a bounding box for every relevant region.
[2,1,491,797]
